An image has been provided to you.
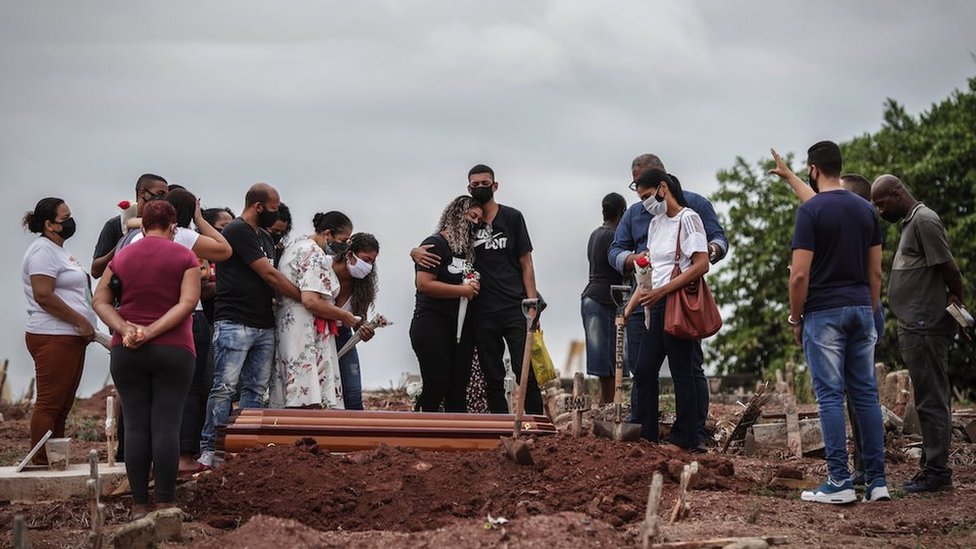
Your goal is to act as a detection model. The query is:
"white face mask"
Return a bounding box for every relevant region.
[642,191,667,216]
[348,255,373,279]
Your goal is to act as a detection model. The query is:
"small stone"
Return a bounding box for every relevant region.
[723,540,769,549]
[112,517,155,549]
[146,507,183,542]
[413,461,432,472]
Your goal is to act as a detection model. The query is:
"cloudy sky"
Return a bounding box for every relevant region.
[2,1,973,398]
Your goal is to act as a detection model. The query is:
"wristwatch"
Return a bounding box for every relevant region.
[787,314,803,326]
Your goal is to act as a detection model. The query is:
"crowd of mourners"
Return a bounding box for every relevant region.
[19,145,968,517]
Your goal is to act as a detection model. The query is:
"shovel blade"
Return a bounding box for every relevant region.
[500,436,534,465]
[593,419,642,442]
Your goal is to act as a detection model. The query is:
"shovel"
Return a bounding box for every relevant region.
[593,284,642,442]
[501,297,542,465]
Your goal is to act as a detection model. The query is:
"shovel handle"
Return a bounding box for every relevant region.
[513,298,540,438]
[610,285,631,313]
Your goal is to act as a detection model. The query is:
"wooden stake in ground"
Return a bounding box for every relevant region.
[571,372,585,438]
[13,514,31,549]
[87,450,104,549]
[105,396,116,468]
[670,461,699,524]
[0,359,9,405]
[722,383,772,453]
[640,472,664,549]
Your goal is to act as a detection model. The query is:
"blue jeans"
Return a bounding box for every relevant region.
[199,321,275,453]
[336,326,363,410]
[581,297,617,377]
[803,306,885,485]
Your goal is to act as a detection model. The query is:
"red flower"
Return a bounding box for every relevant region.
[118,200,131,209]
[635,256,651,268]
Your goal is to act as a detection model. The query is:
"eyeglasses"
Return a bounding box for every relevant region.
[143,191,167,201]
[628,180,639,192]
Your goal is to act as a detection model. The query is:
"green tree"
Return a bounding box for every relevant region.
[709,77,976,397]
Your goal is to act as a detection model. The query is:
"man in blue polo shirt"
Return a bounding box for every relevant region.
[608,153,728,447]
[789,140,888,504]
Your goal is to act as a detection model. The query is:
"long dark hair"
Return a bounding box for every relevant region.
[333,232,379,318]
[165,188,197,228]
[636,168,688,207]
[22,197,65,233]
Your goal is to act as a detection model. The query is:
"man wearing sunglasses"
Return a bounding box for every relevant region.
[91,173,169,279]
[607,154,728,447]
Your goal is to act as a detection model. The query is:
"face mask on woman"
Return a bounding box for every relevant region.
[56,217,77,240]
[348,254,373,279]
[642,189,667,216]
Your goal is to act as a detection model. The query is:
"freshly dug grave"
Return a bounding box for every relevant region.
[187,511,630,548]
[183,434,744,532]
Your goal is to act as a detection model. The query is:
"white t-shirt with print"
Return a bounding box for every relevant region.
[22,237,98,336]
[646,208,709,289]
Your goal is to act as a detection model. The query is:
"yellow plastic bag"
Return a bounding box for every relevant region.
[530,330,558,385]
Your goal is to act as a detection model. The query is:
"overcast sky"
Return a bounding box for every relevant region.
[2,1,973,398]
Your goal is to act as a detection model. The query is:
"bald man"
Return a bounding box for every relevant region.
[872,174,964,493]
[198,183,301,468]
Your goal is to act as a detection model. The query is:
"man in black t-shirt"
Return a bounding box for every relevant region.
[91,173,169,278]
[413,164,541,414]
[197,183,301,468]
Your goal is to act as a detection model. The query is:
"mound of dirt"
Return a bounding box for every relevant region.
[183,434,745,532]
[190,511,630,548]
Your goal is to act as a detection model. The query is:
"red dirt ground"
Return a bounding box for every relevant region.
[2,392,976,548]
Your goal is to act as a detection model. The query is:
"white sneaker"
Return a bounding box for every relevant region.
[197,450,215,468]
[862,481,891,502]
[801,478,856,504]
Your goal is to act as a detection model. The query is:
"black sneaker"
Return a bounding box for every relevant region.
[850,470,866,487]
[903,472,952,493]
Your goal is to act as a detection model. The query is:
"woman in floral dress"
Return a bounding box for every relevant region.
[271,211,359,408]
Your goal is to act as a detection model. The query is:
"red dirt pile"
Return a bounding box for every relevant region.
[183,433,745,532]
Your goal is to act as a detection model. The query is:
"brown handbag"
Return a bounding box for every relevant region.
[664,213,722,339]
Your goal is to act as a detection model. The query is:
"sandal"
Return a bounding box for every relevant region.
[178,462,208,477]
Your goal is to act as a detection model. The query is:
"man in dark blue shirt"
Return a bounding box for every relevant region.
[608,154,728,443]
[789,140,887,504]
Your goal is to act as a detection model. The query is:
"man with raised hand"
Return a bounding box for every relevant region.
[872,174,964,494]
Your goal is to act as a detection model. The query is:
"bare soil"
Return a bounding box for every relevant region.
[2,392,975,549]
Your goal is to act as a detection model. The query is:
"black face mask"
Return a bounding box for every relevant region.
[270,232,284,246]
[470,186,494,205]
[327,240,349,256]
[808,173,819,193]
[468,220,485,236]
[880,210,902,224]
[56,217,77,240]
[256,206,278,229]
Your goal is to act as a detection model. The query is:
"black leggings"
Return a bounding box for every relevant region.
[111,344,194,504]
[410,313,474,412]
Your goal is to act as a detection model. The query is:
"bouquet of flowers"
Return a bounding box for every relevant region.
[336,315,393,358]
[118,200,138,232]
[458,262,480,343]
[634,253,653,329]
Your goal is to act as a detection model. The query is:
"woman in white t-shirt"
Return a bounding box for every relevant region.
[623,170,710,452]
[21,197,97,465]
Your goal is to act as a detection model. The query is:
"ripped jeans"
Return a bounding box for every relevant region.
[199,321,275,453]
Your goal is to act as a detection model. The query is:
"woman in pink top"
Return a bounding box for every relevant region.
[93,200,200,519]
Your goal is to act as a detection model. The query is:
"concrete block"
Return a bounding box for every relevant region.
[112,517,155,549]
[0,463,127,503]
[146,507,183,542]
